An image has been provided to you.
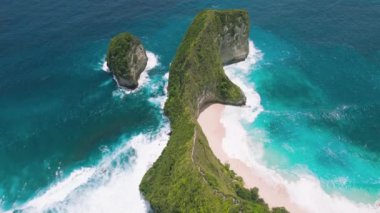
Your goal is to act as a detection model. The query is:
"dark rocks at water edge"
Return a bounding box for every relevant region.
[106,32,148,89]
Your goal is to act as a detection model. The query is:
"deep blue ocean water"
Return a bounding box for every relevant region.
[1,0,379,211]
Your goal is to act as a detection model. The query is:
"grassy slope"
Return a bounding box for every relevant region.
[140,10,288,213]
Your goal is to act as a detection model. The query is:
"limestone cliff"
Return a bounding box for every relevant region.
[106,32,148,89]
[218,11,249,65]
[140,9,288,213]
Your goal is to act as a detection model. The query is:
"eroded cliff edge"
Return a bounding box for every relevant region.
[140,10,287,213]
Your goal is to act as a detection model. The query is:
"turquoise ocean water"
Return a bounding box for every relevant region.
[0,0,379,212]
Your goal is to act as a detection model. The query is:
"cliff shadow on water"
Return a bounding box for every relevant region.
[140,9,287,213]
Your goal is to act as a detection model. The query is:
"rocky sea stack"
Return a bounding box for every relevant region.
[106,32,148,89]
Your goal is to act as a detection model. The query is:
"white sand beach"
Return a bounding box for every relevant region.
[198,104,306,213]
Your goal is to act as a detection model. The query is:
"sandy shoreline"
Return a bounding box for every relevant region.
[198,104,305,213]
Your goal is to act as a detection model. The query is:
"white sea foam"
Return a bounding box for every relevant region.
[15,168,96,212]
[220,40,379,213]
[11,121,170,213]
[145,51,159,71]
[9,66,170,212]
[148,72,169,109]
[5,40,378,213]
[222,41,265,163]
[102,61,110,73]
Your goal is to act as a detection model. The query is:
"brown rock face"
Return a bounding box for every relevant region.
[218,11,249,65]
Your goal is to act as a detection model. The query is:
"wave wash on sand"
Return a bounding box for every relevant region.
[198,40,380,213]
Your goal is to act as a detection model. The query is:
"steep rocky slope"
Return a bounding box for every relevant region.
[140,9,287,213]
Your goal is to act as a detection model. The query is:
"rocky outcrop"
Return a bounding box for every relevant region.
[140,10,285,213]
[218,12,249,65]
[106,32,148,89]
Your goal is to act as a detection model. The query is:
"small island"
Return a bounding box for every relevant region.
[140,9,287,212]
[106,32,148,89]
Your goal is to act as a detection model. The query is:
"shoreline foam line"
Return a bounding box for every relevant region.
[10,111,169,212]
[11,122,170,213]
[6,52,169,213]
[198,40,380,213]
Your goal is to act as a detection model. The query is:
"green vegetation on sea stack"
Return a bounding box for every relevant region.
[140,9,287,212]
[106,32,148,89]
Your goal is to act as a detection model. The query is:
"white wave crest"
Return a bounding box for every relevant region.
[11,121,170,213]
[220,40,379,213]
[148,72,169,109]
[222,40,265,163]
[101,51,158,74]
[102,61,110,73]
[4,51,165,213]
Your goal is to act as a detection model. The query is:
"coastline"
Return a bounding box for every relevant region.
[198,40,380,213]
[198,104,305,213]
[140,11,275,211]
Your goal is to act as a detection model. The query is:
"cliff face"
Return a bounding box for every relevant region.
[140,10,287,213]
[218,12,249,65]
[164,10,249,118]
[106,32,148,89]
